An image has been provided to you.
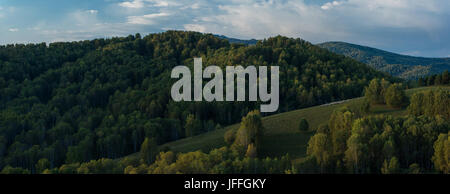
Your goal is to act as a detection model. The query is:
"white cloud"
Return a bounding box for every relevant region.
[183,1,344,41]
[127,12,170,24]
[24,10,141,43]
[153,0,169,7]
[86,10,98,14]
[184,24,206,32]
[118,0,173,9]
[119,0,145,9]
[177,0,449,43]
[8,28,19,32]
[321,1,342,10]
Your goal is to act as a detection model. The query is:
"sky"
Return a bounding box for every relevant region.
[0,0,449,57]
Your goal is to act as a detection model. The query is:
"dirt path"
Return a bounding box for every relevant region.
[319,98,354,107]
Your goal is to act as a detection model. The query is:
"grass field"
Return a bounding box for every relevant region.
[123,85,449,161]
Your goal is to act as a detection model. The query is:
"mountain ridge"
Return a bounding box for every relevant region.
[317,41,450,80]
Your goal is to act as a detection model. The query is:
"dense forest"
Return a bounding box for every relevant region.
[3,83,448,174]
[298,81,449,174]
[0,31,394,173]
[416,70,449,87]
[318,42,450,80]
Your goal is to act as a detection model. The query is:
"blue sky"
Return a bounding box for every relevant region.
[0,0,449,57]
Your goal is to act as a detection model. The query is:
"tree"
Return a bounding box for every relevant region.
[427,75,435,86]
[35,158,51,174]
[141,138,158,164]
[408,163,421,174]
[0,136,6,158]
[344,119,370,174]
[418,78,425,87]
[185,114,202,137]
[361,99,371,113]
[408,92,424,116]
[432,133,449,173]
[381,157,400,174]
[442,70,449,85]
[364,78,390,104]
[298,118,309,131]
[307,133,331,173]
[245,144,257,158]
[329,109,354,159]
[407,89,450,119]
[435,74,442,85]
[224,129,236,145]
[66,135,94,163]
[1,166,31,174]
[233,110,263,156]
[384,83,407,108]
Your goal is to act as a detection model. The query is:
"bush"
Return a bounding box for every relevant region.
[1,166,31,174]
[298,118,309,131]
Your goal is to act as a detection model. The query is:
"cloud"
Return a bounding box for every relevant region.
[327,0,445,29]
[118,0,173,9]
[127,12,170,24]
[119,0,145,9]
[86,10,98,14]
[321,1,342,10]
[184,24,206,33]
[23,10,142,43]
[8,28,19,32]
[153,0,169,7]
[176,1,447,44]
[183,1,343,40]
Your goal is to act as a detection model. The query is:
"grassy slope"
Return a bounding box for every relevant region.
[124,86,449,161]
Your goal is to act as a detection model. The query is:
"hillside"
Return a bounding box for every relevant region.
[318,41,450,80]
[0,31,393,172]
[214,35,258,45]
[122,86,449,162]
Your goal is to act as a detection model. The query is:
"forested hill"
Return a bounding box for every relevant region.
[0,31,392,172]
[214,35,258,45]
[318,41,450,80]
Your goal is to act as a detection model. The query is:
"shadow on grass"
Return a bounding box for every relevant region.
[259,131,314,158]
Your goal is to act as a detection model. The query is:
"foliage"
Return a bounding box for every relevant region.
[233,110,263,157]
[224,129,236,145]
[417,70,449,87]
[384,83,407,108]
[140,138,158,164]
[0,31,393,172]
[303,107,449,174]
[408,89,450,119]
[364,78,390,104]
[298,118,309,131]
[432,132,449,173]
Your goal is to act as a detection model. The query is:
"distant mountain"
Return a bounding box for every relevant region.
[214,35,258,45]
[318,41,450,80]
